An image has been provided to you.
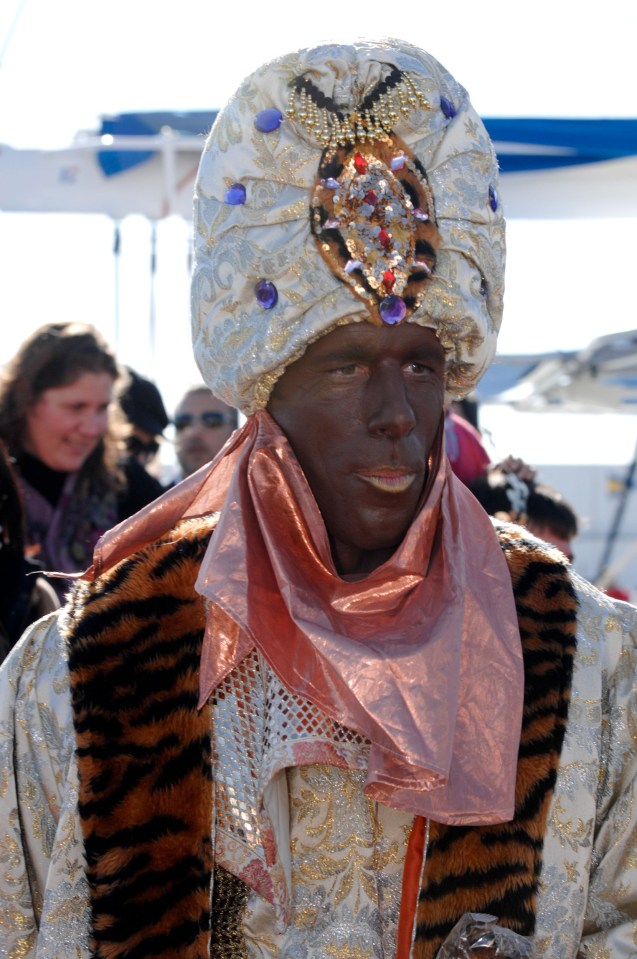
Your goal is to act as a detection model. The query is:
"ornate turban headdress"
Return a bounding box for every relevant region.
[191,39,505,414]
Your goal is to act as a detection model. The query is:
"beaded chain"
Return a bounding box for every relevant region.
[286,68,430,150]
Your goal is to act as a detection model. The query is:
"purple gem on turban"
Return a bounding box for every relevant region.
[440,96,457,119]
[225,183,246,205]
[255,279,278,309]
[390,154,406,171]
[254,108,283,132]
[489,184,499,212]
[379,295,407,325]
[323,177,340,190]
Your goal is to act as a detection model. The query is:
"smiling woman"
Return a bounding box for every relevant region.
[0,322,162,597]
[24,372,114,473]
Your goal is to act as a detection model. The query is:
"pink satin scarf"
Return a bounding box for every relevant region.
[90,409,523,825]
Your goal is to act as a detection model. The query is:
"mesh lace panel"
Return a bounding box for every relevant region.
[213,650,265,852]
[212,650,369,859]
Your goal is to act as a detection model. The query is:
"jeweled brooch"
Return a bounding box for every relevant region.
[289,68,441,325]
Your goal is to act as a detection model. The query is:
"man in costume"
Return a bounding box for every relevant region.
[1,40,637,959]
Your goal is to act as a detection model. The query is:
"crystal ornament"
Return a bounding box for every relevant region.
[380,295,407,324]
[354,153,368,174]
[254,108,283,132]
[489,185,499,211]
[224,183,246,205]
[440,96,457,119]
[255,280,278,309]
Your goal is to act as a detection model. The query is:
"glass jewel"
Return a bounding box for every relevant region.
[224,183,246,205]
[440,96,457,119]
[383,270,396,291]
[379,295,407,325]
[354,152,368,174]
[254,108,283,132]
[255,279,278,309]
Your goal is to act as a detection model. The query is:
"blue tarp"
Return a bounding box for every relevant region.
[97,112,637,178]
[97,111,218,175]
[484,117,637,173]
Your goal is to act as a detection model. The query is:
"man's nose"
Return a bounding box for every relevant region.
[366,368,416,438]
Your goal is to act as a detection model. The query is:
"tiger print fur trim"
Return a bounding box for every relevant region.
[414,523,577,959]
[65,518,215,959]
[65,516,576,959]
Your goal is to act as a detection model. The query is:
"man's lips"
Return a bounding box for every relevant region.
[357,467,418,493]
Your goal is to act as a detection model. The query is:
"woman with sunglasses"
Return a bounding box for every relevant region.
[172,384,238,479]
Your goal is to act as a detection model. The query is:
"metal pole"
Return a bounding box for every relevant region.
[112,221,121,351]
[594,435,637,585]
[149,221,157,373]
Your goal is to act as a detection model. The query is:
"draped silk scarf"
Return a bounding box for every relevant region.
[90,410,523,824]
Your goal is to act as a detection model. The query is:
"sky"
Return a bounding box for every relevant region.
[1,0,636,466]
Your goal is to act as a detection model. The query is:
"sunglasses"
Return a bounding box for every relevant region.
[173,411,234,431]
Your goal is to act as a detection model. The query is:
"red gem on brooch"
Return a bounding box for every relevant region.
[383,270,396,292]
[363,190,378,207]
[354,152,368,175]
[378,228,391,249]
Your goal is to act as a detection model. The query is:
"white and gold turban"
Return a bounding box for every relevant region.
[191,39,505,414]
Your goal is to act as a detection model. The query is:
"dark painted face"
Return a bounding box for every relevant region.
[267,322,446,575]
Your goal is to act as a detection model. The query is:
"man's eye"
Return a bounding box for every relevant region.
[331,363,359,376]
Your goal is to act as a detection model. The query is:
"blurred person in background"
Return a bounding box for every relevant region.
[0,322,163,599]
[444,399,490,487]
[0,440,58,661]
[526,482,578,562]
[118,367,168,498]
[468,463,579,564]
[173,384,238,479]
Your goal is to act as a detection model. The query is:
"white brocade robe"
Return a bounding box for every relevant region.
[1,573,637,958]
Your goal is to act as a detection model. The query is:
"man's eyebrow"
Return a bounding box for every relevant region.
[312,346,370,363]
